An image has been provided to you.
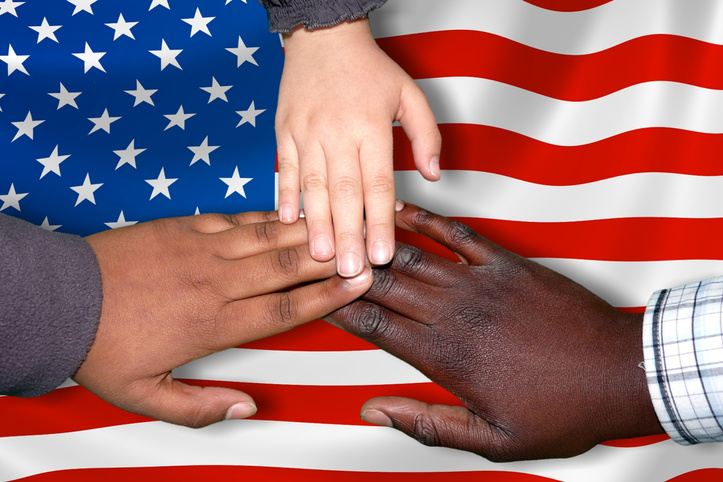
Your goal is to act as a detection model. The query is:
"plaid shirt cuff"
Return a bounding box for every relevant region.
[643,276,723,444]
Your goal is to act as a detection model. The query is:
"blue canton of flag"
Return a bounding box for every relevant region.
[0,0,283,236]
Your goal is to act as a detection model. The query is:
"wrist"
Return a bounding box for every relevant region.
[595,310,664,442]
[283,18,375,52]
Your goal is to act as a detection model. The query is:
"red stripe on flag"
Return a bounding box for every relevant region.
[396,217,723,262]
[666,469,723,482]
[14,466,565,482]
[0,382,462,437]
[522,0,613,11]
[392,125,723,185]
[241,319,377,351]
[601,433,670,447]
[378,32,723,100]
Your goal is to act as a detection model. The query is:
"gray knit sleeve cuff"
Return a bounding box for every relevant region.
[258,0,388,33]
[0,214,102,397]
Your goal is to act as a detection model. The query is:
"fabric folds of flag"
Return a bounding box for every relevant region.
[2,0,723,480]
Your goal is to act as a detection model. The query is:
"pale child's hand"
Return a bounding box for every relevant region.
[276,18,441,278]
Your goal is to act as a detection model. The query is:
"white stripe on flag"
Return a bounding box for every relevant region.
[1,420,722,481]
[417,78,723,145]
[394,171,723,222]
[371,0,723,53]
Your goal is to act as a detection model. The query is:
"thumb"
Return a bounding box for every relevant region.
[398,82,442,181]
[134,377,258,428]
[360,396,510,461]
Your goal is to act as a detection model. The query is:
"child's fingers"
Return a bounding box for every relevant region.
[276,133,301,224]
[360,126,396,266]
[326,140,366,278]
[298,141,335,262]
[398,81,442,181]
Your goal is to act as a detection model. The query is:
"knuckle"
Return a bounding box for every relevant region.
[412,411,442,447]
[275,247,300,278]
[272,292,298,327]
[302,173,327,193]
[411,208,434,228]
[221,213,240,228]
[263,210,279,223]
[352,302,388,340]
[393,244,424,273]
[446,221,478,248]
[254,221,278,246]
[369,268,396,298]
[331,175,362,199]
[366,175,394,196]
[279,185,299,198]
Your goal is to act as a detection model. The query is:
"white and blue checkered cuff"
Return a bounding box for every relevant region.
[643,276,723,445]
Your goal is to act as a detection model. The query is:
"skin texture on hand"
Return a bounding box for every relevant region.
[74,211,372,428]
[327,203,665,461]
[276,19,442,278]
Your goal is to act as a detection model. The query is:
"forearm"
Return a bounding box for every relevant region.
[643,276,723,444]
[0,214,102,397]
[258,0,388,33]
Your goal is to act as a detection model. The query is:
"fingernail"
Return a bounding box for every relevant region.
[225,402,257,420]
[361,409,393,427]
[339,253,362,277]
[430,156,440,180]
[312,236,333,258]
[370,241,392,265]
[395,199,405,212]
[279,205,295,223]
[346,267,372,287]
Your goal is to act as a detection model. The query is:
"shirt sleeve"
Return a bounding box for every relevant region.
[258,0,388,33]
[0,214,102,398]
[643,276,723,444]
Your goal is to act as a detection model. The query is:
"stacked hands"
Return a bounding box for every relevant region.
[71,18,664,463]
[75,201,663,462]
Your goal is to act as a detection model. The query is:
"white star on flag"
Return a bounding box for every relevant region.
[220,166,252,198]
[149,39,182,70]
[70,173,102,206]
[226,36,258,68]
[0,0,23,17]
[182,8,214,37]
[106,13,138,40]
[0,44,29,75]
[146,167,177,200]
[0,183,28,211]
[0,93,4,111]
[188,136,219,165]
[124,80,157,106]
[88,108,120,134]
[236,101,265,127]
[40,217,62,231]
[148,0,169,10]
[11,111,44,141]
[29,18,61,43]
[114,140,145,169]
[36,146,70,178]
[201,77,231,103]
[164,105,194,130]
[105,211,138,229]
[73,43,106,73]
[68,0,97,16]
[48,83,81,109]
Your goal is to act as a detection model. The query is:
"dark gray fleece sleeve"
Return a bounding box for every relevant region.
[0,214,102,397]
[258,0,388,33]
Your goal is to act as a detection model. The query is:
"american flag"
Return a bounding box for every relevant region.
[1,0,723,480]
